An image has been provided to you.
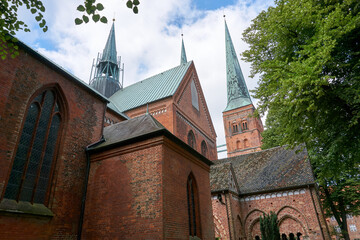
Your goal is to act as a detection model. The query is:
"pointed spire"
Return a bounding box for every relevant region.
[102,21,117,63]
[224,20,252,112]
[89,21,124,98]
[180,34,187,64]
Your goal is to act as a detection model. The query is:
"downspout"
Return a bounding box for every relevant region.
[224,191,233,240]
[77,136,105,240]
[308,185,326,240]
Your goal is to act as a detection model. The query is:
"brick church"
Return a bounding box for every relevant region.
[0,19,333,240]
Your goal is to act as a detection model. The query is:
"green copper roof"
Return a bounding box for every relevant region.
[109,61,193,112]
[180,37,187,64]
[224,20,252,112]
[102,22,117,63]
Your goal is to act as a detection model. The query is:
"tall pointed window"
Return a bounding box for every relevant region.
[187,174,201,238]
[4,90,63,204]
[187,130,196,149]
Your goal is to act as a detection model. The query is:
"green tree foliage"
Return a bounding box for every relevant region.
[242,1,360,239]
[0,0,140,59]
[0,0,47,59]
[319,175,360,240]
[243,0,360,179]
[260,211,280,240]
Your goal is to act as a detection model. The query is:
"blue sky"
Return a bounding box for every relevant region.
[16,0,272,158]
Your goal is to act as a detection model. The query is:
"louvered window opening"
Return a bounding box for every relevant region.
[4,90,62,204]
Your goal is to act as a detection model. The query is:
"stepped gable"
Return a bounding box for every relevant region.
[211,145,314,195]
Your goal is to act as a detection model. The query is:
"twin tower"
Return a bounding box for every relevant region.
[89,20,263,158]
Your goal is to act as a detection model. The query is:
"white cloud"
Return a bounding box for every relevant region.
[16,0,272,159]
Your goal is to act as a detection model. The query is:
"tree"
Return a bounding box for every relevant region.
[260,211,280,240]
[242,0,360,239]
[0,0,140,59]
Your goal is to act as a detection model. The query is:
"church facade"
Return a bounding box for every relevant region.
[0,19,336,240]
[0,23,215,239]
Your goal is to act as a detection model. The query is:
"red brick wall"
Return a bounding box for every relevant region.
[83,137,164,239]
[83,135,214,239]
[104,108,127,127]
[212,195,231,239]
[238,188,330,240]
[124,64,218,161]
[173,64,217,160]
[162,137,214,239]
[0,47,106,239]
[222,104,263,158]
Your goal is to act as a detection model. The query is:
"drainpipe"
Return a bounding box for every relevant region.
[224,191,233,240]
[77,137,105,240]
[308,185,326,240]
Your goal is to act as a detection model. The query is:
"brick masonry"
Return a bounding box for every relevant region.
[0,47,106,239]
[222,104,264,158]
[83,135,215,239]
[212,188,331,240]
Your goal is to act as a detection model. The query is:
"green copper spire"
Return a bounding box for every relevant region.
[102,22,117,63]
[180,35,187,64]
[89,21,124,98]
[224,20,252,112]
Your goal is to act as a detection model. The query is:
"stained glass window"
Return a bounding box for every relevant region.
[4,90,62,205]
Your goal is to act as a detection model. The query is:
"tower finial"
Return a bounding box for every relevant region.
[180,33,187,65]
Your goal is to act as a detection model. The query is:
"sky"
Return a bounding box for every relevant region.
[16,0,273,158]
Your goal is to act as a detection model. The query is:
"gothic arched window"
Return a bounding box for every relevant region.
[201,141,207,157]
[187,130,196,149]
[187,174,201,238]
[4,90,63,204]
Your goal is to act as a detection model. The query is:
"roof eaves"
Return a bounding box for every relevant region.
[88,120,213,166]
[16,39,109,103]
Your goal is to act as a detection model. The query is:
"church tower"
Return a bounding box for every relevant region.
[89,21,124,98]
[222,20,264,157]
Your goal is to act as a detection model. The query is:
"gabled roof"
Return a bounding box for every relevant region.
[110,61,193,112]
[90,114,166,149]
[211,145,315,195]
[210,162,239,194]
[88,114,213,166]
[15,38,108,103]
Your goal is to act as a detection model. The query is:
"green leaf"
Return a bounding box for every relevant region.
[133,6,138,14]
[96,3,104,11]
[43,26,48,32]
[35,15,41,21]
[39,19,46,28]
[126,0,133,8]
[82,15,89,23]
[133,0,140,6]
[92,14,100,23]
[77,5,86,12]
[75,18,83,25]
[100,16,107,23]
[30,8,37,14]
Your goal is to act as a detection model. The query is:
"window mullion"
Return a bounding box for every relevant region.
[16,101,43,202]
[30,99,56,203]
